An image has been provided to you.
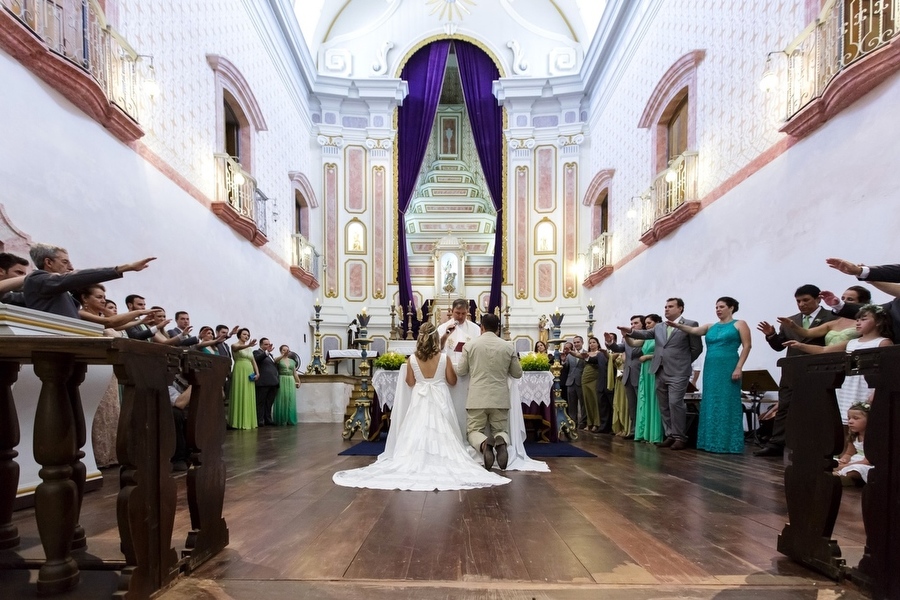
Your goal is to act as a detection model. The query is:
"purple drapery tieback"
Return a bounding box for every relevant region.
[455,40,504,313]
[397,41,451,313]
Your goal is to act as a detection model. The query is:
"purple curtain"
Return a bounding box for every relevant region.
[397,41,451,312]
[455,41,504,313]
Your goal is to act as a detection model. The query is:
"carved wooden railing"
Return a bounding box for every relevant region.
[777,345,900,600]
[0,337,229,598]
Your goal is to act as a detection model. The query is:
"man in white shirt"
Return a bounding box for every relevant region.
[437,298,481,365]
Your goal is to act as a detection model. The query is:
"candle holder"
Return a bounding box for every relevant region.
[586,300,596,338]
[389,303,399,340]
[502,304,511,341]
[404,302,414,340]
[306,301,328,375]
[548,312,577,441]
[342,310,373,440]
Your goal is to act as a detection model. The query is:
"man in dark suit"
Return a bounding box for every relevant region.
[24,243,154,319]
[253,337,280,426]
[826,257,900,283]
[167,311,199,346]
[606,315,644,439]
[0,252,29,306]
[620,298,702,450]
[754,284,837,457]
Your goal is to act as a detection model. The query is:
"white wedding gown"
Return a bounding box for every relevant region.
[333,354,511,491]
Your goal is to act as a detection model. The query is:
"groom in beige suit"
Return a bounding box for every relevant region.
[456,313,522,470]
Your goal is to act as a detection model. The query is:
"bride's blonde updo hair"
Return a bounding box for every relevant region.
[415,322,441,361]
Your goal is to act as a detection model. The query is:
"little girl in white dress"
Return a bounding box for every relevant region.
[835,402,870,485]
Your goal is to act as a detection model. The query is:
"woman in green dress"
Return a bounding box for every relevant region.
[228,328,259,430]
[634,314,665,444]
[273,344,300,425]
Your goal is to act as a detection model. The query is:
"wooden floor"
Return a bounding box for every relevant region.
[3,424,871,599]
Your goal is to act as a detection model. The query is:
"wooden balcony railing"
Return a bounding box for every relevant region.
[212,153,268,247]
[0,337,230,598]
[582,232,613,288]
[290,233,320,289]
[777,345,900,600]
[0,0,145,142]
[640,151,700,245]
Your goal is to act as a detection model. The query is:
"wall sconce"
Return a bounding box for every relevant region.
[664,161,678,183]
[137,55,159,98]
[232,171,246,187]
[759,51,784,92]
[626,196,641,220]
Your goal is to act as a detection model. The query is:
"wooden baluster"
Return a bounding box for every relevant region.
[31,352,80,593]
[113,352,179,599]
[182,353,230,567]
[67,362,88,551]
[776,352,846,580]
[0,361,21,549]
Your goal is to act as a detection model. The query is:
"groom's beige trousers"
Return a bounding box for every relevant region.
[467,408,509,448]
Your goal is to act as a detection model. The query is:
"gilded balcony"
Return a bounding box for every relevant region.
[782,0,900,137]
[640,151,700,245]
[0,0,145,142]
[583,232,613,288]
[212,153,268,247]
[291,233,321,289]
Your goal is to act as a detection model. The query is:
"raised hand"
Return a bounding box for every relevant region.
[120,257,156,273]
[819,290,840,307]
[756,321,776,336]
[826,257,863,276]
[248,338,258,347]
[776,316,801,332]
[617,325,632,336]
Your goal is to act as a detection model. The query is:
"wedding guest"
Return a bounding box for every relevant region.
[634,314,665,444]
[24,243,154,319]
[228,328,259,430]
[668,297,751,454]
[606,316,644,438]
[0,252,29,305]
[835,402,871,486]
[75,284,154,334]
[273,345,300,425]
[253,338,280,426]
[777,286,871,347]
[826,257,900,283]
[565,336,586,428]
[580,336,604,433]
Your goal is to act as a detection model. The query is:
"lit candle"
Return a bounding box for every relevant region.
[589,298,593,305]
[314,297,320,307]
[361,307,367,317]
[554,307,560,315]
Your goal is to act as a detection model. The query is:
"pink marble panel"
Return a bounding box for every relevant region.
[515,166,528,298]
[324,164,338,297]
[563,163,577,298]
[535,261,555,301]
[373,166,385,297]
[536,147,554,211]
[346,146,365,212]
[346,260,366,300]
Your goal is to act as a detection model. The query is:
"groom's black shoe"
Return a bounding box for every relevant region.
[481,437,495,470]
[495,438,509,470]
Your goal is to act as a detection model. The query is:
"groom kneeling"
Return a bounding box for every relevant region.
[456,313,523,470]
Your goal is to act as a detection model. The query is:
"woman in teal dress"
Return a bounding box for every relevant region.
[273,344,300,425]
[669,297,751,454]
[634,314,665,443]
[228,328,260,430]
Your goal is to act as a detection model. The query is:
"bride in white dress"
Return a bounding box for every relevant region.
[333,322,510,491]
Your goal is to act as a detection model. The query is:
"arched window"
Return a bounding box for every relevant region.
[207,55,267,172]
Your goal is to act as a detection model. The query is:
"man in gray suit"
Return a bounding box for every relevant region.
[24,243,155,319]
[564,335,586,428]
[456,313,523,470]
[606,315,644,439]
[620,298,702,450]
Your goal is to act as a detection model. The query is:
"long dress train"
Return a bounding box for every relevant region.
[696,321,744,454]
[333,354,511,491]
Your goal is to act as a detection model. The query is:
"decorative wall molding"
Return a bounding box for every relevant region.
[317,135,344,156]
[365,137,394,159]
[507,40,529,75]
[583,169,615,206]
[549,47,578,76]
[206,54,268,132]
[0,203,32,256]
[288,171,320,209]
[323,48,353,77]
[372,41,395,75]
[557,133,584,155]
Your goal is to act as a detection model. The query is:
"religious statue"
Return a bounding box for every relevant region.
[442,259,456,293]
[538,314,549,344]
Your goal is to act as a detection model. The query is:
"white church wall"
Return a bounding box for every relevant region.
[114,0,320,264]
[586,68,900,385]
[0,48,316,357]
